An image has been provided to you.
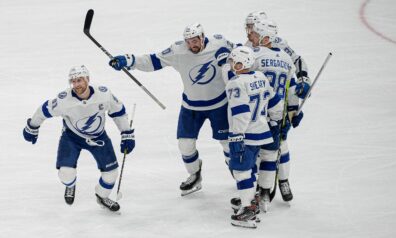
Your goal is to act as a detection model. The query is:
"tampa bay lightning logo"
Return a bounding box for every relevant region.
[72,112,103,136]
[189,61,217,85]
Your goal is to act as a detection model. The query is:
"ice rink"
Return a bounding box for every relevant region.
[1,0,395,237]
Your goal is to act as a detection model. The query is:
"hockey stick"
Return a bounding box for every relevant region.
[269,52,333,201]
[269,77,291,202]
[116,103,137,201]
[296,52,333,115]
[83,9,166,110]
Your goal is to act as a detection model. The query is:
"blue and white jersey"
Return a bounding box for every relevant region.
[132,35,234,111]
[30,85,130,139]
[226,71,283,146]
[251,46,299,111]
[245,37,309,79]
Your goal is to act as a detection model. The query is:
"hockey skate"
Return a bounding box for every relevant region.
[231,194,260,215]
[95,194,120,212]
[231,204,257,229]
[279,179,293,202]
[259,187,271,213]
[180,161,202,196]
[64,185,76,205]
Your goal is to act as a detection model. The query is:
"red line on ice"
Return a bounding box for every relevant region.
[359,0,396,44]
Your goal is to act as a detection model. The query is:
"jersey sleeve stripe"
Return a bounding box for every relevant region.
[41,100,53,118]
[231,104,250,116]
[150,54,163,71]
[182,91,226,107]
[108,105,126,118]
[268,94,281,109]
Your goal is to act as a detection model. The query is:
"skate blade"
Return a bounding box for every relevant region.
[231,220,257,229]
[181,184,202,196]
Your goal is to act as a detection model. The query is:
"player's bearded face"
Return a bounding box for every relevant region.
[71,77,89,95]
[186,36,203,54]
[250,32,261,47]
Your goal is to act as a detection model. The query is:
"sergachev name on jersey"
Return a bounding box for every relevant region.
[260,58,291,71]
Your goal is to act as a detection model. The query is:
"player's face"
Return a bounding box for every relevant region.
[186,36,203,54]
[71,77,89,95]
[249,31,261,47]
[230,60,244,73]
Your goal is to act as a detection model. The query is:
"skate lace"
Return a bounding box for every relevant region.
[65,187,75,197]
[280,182,291,194]
[102,197,117,207]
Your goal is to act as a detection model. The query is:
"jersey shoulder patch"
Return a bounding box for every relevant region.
[253,47,261,52]
[213,34,223,40]
[161,47,172,55]
[98,86,108,92]
[58,91,67,99]
[175,40,184,46]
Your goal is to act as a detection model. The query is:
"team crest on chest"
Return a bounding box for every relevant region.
[73,112,103,136]
[189,61,217,85]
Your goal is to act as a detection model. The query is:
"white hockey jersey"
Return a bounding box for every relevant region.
[251,46,300,111]
[226,71,283,146]
[131,35,234,111]
[30,85,130,139]
[245,36,309,79]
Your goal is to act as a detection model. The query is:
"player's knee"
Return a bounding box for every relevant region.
[101,169,118,185]
[232,170,252,182]
[280,141,289,154]
[219,140,229,153]
[178,138,197,156]
[58,167,77,185]
[259,149,277,162]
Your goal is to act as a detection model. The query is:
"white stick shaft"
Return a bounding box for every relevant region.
[297,52,333,115]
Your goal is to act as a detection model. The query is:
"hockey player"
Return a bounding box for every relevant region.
[108,23,233,196]
[250,20,303,206]
[22,65,135,212]
[245,11,311,100]
[225,46,283,228]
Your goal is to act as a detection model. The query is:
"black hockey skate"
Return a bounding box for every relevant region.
[180,160,202,196]
[258,187,271,213]
[95,194,120,212]
[231,204,258,229]
[64,185,76,205]
[279,179,293,202]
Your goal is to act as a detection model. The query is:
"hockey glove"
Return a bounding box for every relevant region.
[23,118,40,144]
[295,76,311,99]
[280,118,291,141]
[228,133,245,160]
[120,129,135,154]
[109,54,135,71]
[291,112,304,128]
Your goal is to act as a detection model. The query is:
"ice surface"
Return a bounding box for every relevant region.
[1,0,395,237]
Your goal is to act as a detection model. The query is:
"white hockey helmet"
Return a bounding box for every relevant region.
[183,23,204,40]
[228,46,255,71]
[69,65,89,82]
[252,19,277,44]
[245,11,268,25]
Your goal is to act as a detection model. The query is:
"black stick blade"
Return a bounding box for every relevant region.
[84,9,94,34]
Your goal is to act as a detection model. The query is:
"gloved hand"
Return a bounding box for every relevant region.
[228,133,245,160]
[291,112,304,128]
[269,123,281,149]
[23,118,40,144]
[295,76,311,99]
[120,129,135,154]
[280,118,291,140]
[109,54,135,71]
